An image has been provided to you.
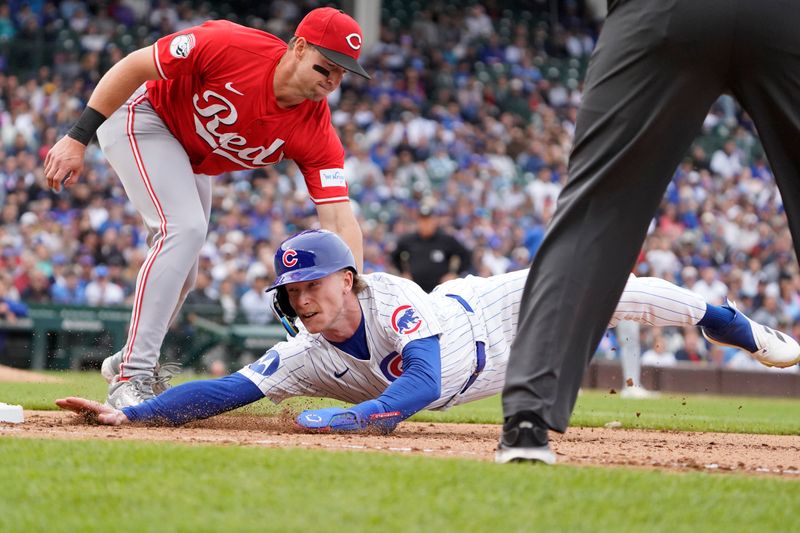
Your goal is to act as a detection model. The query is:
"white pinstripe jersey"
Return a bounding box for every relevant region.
[237,269,529,410]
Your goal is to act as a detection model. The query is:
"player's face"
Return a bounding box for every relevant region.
[299,44,345,101]
[285,271,353,334]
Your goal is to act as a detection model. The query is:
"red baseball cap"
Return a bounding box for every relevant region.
[295,7,370,79]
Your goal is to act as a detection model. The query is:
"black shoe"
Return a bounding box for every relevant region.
[495,411,556,464]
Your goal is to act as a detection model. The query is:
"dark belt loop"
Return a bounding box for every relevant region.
[444,293,484,394]
[460,341,486,394]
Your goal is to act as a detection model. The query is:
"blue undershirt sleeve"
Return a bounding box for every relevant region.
[349,336,442,421]
[121,373,265,425]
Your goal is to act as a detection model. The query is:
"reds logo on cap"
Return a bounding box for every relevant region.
[295,7,371,79]
[391,305,422,334]
[345,33,362,50]
[282,249,298,268]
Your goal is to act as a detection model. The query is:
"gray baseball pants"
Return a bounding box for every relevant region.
[97,86,212,378]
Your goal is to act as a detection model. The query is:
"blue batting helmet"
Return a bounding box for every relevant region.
[268,229,357,291]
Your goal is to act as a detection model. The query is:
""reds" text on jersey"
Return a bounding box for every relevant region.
[192,88,285,168]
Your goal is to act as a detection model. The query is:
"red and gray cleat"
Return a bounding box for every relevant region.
[105,375,157,409]
[100,351,181,395]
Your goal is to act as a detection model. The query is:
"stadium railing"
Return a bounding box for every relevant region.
[0,303,285,371]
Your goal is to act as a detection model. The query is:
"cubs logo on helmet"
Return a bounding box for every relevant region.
[391,305,422,334]
[282,249,298,268]
[269,230,357,291]
[379,351,403,382]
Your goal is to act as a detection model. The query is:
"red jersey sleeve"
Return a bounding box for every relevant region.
[290,109,350,205]
[151,20,233,80]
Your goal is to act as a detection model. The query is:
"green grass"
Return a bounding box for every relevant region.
[564,390,800,434]
[2,371,109,409]
[7,371,800,434]
[410,391,800,434]
[3,371,800,532]
[0,438,797,533]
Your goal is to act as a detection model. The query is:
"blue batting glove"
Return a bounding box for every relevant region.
[296,406,403,433]
[296,407,363,432]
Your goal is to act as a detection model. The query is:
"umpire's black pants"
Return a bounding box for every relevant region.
[503,0,800,431]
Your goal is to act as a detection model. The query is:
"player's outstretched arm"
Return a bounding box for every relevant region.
[56,397,129,426]
[57,373,266,426]
[122,373,265,425]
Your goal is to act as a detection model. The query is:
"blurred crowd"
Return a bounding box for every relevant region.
[0,0,796,371]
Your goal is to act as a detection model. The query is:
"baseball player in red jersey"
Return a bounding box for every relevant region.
[43,8,368,408]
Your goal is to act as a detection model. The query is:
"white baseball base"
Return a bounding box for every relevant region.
[0,402,24,423]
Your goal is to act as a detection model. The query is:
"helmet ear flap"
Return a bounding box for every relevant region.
[271,287,299,337]
[275,286,296,318]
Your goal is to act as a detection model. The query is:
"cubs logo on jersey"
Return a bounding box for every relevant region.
[391,305,422,334]
[379,351,403,382]
[249,350,280,377]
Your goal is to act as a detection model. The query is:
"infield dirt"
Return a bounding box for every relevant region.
[2,411,798,477]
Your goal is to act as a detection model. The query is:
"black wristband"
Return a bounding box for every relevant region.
[66,106,107,146]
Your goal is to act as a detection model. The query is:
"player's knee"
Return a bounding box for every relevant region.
[173,218,208,253]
